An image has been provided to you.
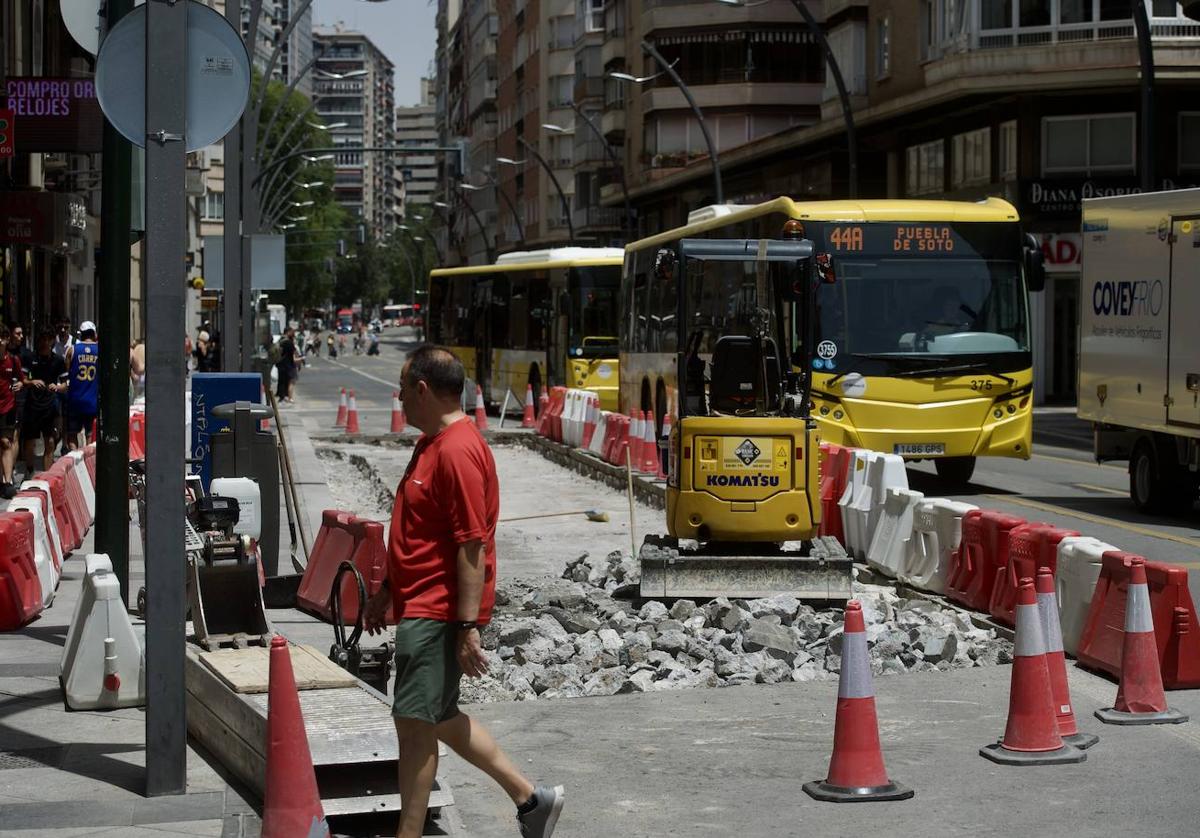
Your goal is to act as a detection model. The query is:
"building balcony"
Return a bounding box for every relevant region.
[601,35,625,69]
[641,82,823,113]
[643,0,804,36]
[573,205,624,232]
[601,108,625,139]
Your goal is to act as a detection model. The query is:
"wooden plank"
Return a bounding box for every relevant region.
[198,643,357,693]
[186,682,266,796]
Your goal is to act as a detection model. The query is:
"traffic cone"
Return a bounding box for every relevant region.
[474,384,489,431]
[1036,567,1098,749]
[656,413,673,481]
[334,388,347,427]
[803,601,914,802]
[639,411,658,474]
[628,410,642,470]
[1095,557,1189,725]
[522,384,536,429]
[581,394,598,449]
[344,390,361,435]
[262,636,331,838]
[390,392,406,433]
[980,578,1086,764]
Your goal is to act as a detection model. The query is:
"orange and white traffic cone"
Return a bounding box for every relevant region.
[1095,557,1189,725]
[522,384,536,429]
[334,388,348,427]
[656,413,673,481]
[474,384,489,431]
[639,411,658,474]
[390,391,406,433]
[344,390,361,435]
[628,410,642,470]
[804,601,914,801]
[1036,567,1098,748]
[262,636,331,838]
[581,394,599,449]
[981,578,1086,764]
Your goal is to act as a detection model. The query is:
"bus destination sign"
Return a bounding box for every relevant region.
[827,224,959,254]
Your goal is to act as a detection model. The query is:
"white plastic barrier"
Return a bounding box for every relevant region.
[67,451,95,521]
[838,450,873,557]
[863,453,908,552]
[1056,536,1116,656]
[6,497,59,608]
[60,554,146,710]
[18,479,66,563]
[61,554,112,672]
[902,498,977,594]
[588,409,610,456]
[560,389,581,447]
[866,487,924,578]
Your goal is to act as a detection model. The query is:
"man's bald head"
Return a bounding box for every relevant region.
[403,344,465,401]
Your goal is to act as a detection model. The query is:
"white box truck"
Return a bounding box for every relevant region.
[1079,189,1200,513]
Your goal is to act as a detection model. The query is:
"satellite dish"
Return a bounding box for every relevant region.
[94,1,251,153]
[60,0,146,56]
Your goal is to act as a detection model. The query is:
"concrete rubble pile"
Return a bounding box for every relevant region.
[460,550,1013,703]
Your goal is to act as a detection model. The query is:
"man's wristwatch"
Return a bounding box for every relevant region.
[455,621,479,632]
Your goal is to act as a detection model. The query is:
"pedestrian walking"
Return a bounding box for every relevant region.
[364,346,564,838]
[64,321,99,450]
[327,332,337,358]
[274,327,299,404]
[0,324,27,498]
[21,329,66,473]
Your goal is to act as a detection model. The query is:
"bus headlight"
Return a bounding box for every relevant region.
[1007,404,1016,414]
[994,408,1004,419]
[833,410,844,420]
[819,406,830,416]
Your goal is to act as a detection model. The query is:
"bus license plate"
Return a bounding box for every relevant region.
[894,443,945,456]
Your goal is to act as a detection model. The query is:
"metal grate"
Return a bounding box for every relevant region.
[0,747,65,770]
[185,519,205,553]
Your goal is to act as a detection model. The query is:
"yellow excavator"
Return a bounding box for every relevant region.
[634,227,852,601]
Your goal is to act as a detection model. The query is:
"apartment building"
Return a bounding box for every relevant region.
[276,0,315,100]
[313,26,398,239]
[396,78,441,214]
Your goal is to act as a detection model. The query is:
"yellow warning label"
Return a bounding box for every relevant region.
[1184,221,1194,234]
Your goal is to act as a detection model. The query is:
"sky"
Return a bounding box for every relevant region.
[312,0,437,107]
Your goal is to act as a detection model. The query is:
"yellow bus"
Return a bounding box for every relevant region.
[428,247,624,411]
[621,197,1045,484]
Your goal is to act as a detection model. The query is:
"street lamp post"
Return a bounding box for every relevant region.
[461,179,525,247]
[444,193,494,263]
[512,137,576,244]
[544,105,633,238]
[407,212,446,264]
[714,0,858,197]
[1132,0,1155,193]
[616,41,723,204]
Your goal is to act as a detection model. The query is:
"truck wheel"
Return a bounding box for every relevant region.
[1130,439,1194,515]
[934,456,976,486]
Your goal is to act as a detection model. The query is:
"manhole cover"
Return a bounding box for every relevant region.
[0,747,65,770]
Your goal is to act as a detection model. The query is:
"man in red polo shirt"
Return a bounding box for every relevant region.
[365,345,564,838]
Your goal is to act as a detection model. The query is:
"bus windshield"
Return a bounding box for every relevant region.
[568,266,620,358]
[813,222,1029,375]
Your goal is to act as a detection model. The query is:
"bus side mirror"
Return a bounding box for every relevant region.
[1024,233,1046,292]
[779,260,814,301]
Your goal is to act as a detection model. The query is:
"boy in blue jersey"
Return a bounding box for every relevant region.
[64,321,99,451]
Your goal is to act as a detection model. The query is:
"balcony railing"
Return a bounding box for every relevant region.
[573,206,624,231]
[945,3,1200,55]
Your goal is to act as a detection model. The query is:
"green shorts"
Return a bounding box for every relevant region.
[392,618,462,725]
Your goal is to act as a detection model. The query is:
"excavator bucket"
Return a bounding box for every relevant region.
[186,522,272,650]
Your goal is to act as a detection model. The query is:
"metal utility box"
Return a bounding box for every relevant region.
[210,401,280,576]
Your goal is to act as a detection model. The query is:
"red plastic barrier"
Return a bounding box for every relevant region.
[988,524,1078,627]
[36,471,80,552]
[1077,551,1200,689]
[817,443,853,543]
[51,460,90,539]
[129,411,146,460]
[83,444,97,486]
[948,509,1027,612]
[599,412,619,464]
[606,415,630,466]
[14,490,63,572]
[297,510,395,625]
[547,386,567,443]
[0,512,43,631]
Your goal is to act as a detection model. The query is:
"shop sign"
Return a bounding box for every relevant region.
[0,191,88,253]
[5,78,104,153]
[1022,177,1200,219]
[1039,233,1081,273]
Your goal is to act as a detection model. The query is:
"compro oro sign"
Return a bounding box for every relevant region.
[94,1,251,153]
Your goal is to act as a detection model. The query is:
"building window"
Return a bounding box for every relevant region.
[549,74,574,108]
[906,139,945,196]
[201,190,224,220]
[920,0,935,59]
[1042,113,1135,174]
[585,0,604,33]
[952,128,991,188]
[548,15,574,51]
[876,16,890,78]
[1179,113,1200,169]
[999,120,1018,180]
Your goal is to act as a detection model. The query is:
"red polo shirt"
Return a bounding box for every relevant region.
[387,417,498,623]
[0,354,23,414]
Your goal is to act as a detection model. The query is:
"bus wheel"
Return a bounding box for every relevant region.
[934,456,976,487]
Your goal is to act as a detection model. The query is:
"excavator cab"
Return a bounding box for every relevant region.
[639,235,852,601]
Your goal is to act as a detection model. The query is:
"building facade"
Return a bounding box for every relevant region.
[313,26,397,239]
[396,77,441,213]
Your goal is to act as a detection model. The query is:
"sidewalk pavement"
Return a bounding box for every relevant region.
[0,518,261,836]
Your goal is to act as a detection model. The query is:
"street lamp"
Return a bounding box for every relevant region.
[611,43,723,204]
[461,179,525,247]
[307,121,348,130]
[544,109,633,239]
[510,137,576,244]
[713,0,858,197]
[450,189,495,263]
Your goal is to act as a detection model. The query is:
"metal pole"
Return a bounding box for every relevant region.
[96,0,134,603]
[641,40,722,204]
[222,0,244,371]
[486,177,526,245]
[456,192,494,262]
[788,0,858,198]
[1132,0,1155,193]
[144,0,188,796]
[571,102,632,238]
[517,136,576,244]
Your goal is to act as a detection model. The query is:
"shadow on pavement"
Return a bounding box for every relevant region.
[1021,494,1199,531]
[905,469,1019,499]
